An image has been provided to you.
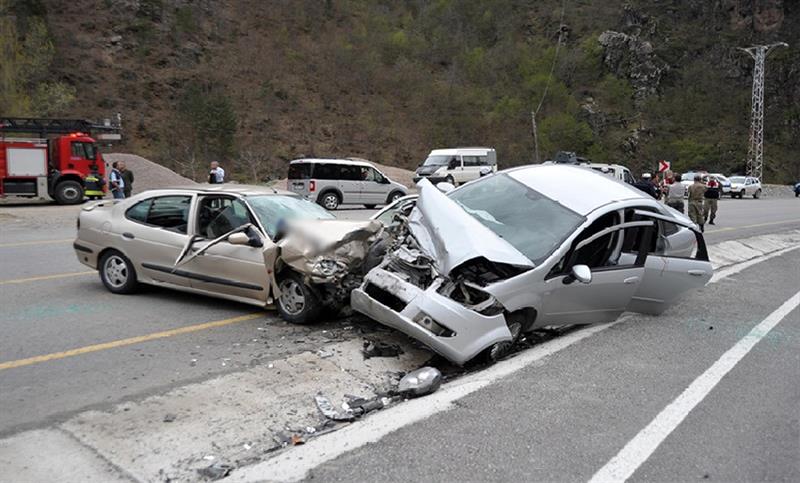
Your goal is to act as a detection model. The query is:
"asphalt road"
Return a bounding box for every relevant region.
[0,196,798,480]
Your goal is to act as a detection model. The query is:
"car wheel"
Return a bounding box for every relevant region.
[318,191,340,210]
[364,204,377,209]
[54,180,84,205]
[739,190,745,199]
[276,271,322,325]
[386,190,404,205]
[99,250,139,294]
[483,321,522,363]
[753,189,761,199]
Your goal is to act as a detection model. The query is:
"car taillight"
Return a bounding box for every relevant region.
[309,180,316,192]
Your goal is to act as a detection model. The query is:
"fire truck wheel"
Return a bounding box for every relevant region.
[99,250,139,294]
[54,180,84,204]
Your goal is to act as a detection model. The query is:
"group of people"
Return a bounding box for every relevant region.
[664,173,720,232]
[83,161,134,200]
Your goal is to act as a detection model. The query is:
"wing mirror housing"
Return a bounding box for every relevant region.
[228,232,250,245]
[565,264,592,285]
[436,182,455,194]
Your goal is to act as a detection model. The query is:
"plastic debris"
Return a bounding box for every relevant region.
[163,413,177,423]
[290,434,305,445]
[202,455,215,461]
[314,393,355,421]
[197,462,233,480]
[316,349,334,359]
[398,367,442,397]
[362,339,404,359]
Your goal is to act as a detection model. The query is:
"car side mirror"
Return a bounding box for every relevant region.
[228,232,250,245]
[565,264,592,285]
[436,182,455,194]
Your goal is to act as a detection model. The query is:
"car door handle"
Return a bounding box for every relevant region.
[122,232,135,239]
[688,269,707,277]
[624,276,640,284]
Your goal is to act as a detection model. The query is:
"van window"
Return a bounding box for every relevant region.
[339,165,361,181]
[288,163,311,180]
[463,156,481,167]
[313,163,339,180]
[361,167,380,182]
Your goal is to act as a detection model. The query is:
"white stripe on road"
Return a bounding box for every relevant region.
[589,290,800,483]
[229,247,793,483]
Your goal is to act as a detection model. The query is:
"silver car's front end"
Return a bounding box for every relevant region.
[352,263,512,365]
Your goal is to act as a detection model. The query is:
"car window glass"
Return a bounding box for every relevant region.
[247,195,335,238]
[375,198,416,225]
[621,208,658,254]
[463,156,480,167]
[550,212,621,276]
[197,196,252,239]
[126,199,152,223]
[71,142,85,158]
[624,170,635,184]
[147,196,191,233]
[288,163,311,180]
[361,167,379,182]
[340,165,361,181]
[314,163,337,180]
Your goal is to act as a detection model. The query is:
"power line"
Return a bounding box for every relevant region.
[532,0,568,163]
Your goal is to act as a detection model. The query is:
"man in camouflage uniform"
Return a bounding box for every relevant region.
[687,174,707,232]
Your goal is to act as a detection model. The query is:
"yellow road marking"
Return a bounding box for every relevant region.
[0,271,95,285]
[0,313,264,372]
[0,238,73,248]
[706,219,800,234]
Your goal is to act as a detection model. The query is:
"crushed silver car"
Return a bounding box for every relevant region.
[352,165,712,365]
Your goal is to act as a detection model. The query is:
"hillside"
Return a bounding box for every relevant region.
[2,0,799,183]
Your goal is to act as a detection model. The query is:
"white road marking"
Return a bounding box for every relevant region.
[228,246,796,483]
[589,290,800,483]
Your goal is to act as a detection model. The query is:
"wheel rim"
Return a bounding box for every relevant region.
[279,279,306,315]
[62,186,80,201]
[323,194,338,209]
[391,193,401,202]
[104,255,128,288]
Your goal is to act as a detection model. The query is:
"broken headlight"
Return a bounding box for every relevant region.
[439,279,505,316]
[313,259,345,277]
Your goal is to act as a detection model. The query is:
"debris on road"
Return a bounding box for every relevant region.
[163,413,177,423]
[197,461,233,480]
[398,367,442,397]
[314,393,355,421]
[362,339,404,359]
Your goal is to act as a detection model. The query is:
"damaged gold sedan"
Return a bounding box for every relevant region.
[73,185,382,324]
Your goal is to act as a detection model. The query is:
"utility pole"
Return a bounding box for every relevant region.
[738,42,787,181]
[531,111,540,163]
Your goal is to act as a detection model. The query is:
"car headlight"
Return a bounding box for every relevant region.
[313,259,344,277]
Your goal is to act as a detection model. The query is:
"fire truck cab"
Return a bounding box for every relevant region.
[0,117,122,204]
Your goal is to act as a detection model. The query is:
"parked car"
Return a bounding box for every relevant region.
[728,176,762,198]
[413,147,497,186]
[352,165,712,365]
[585,163,636,184]
[73,185,382,324]
[287,158,407,210]
[708,173,731,195]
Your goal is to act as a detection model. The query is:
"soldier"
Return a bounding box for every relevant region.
[704,176,721,225]
[687,174,706,232]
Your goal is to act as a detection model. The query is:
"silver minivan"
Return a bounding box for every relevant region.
[287,158,408,210]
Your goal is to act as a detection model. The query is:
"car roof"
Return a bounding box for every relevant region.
[289,158,375,168]
[505,164,649,216]
[148,184,297,197]
[429,147,494,156]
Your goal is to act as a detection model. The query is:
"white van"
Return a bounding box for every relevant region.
[413,147,497,186]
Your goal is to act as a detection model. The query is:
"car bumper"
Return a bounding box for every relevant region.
[351,267,512,365]
[73,240,101,269]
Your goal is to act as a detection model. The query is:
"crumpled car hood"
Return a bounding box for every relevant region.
[408,179,534,275]
[278,219,382,279]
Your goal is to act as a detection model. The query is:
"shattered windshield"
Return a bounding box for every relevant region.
[246,195,335,238]
[447,174,585,264]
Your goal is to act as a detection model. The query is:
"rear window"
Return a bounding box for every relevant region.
[126,195,191,233]
[288,163,312,180]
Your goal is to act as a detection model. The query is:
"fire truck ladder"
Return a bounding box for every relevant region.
[0,115,122,141]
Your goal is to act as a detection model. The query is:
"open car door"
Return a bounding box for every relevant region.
[624,209,713,314]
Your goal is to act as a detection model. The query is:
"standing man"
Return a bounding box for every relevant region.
[209,161,225,184]
[665,173,685,213]
[704,175,721,225]
[687,174,706,232]
[109,162,125,199]
[633,173,659,199]
[120,161,134,198]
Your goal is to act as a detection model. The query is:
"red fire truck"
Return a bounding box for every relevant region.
[0,117,122,204]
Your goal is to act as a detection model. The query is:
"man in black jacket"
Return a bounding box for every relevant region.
[633,173,658,199]
[704,176,721,225]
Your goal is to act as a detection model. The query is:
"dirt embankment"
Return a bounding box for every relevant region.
[104,153,196,194]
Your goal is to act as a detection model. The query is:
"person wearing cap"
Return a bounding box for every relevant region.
[687,174,707,231]
[633,173,658,199]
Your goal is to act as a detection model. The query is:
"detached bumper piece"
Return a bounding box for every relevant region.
[351,268,512,365]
